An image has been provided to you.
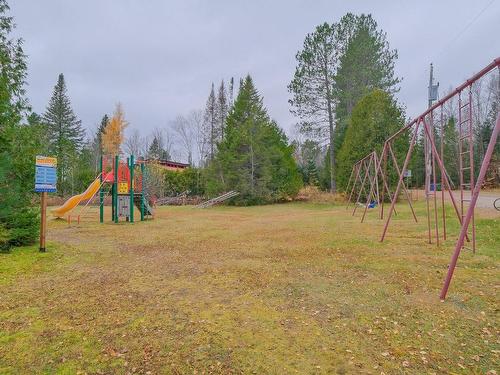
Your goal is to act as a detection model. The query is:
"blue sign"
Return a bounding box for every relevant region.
[35,156,57,193]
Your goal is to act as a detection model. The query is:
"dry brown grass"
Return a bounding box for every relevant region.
[0,202,498,374]
[295,186,345,204]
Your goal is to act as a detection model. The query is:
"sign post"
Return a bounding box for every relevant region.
[35,156,57,252]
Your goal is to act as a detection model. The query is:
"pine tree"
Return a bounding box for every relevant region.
[306,154,320,186]
[228,77,235,107]
[42,73,85,194]
[43,73,85,151]
[290,14,399,192]
[288,22,339,192]
[334,14,400,156]
[203,83,218,160]
[0,0,39,250]
[97,114,109,153]
[216,80,228,139]
[148,136,161,159]
[211,76,302,204]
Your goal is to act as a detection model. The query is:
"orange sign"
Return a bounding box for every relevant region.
[36,155,57,167]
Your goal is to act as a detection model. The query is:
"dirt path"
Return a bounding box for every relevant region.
[412,189,500,210]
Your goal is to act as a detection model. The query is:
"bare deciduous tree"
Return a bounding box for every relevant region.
[172,115,194,165]
[124,128,145,157]
[189,109,207,166]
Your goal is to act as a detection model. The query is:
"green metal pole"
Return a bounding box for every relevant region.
[114,155,119,223]
[99,156,104,223]
[111,184,115,221]
[129,155,134,223]
[140,162,145,221]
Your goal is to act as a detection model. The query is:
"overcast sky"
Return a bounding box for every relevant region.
[10,0,500,146]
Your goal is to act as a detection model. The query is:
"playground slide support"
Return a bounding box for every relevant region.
[99,156,104,223]
[141,162,145,221]
[114,155,119,223]
[129,155,135,223]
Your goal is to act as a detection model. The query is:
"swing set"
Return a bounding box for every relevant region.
[346,57,500,299]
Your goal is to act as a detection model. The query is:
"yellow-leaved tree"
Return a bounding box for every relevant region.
[102,103,128,155]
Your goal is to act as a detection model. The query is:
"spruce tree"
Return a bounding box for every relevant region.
[336,89,406,191]
[148,136,161,159]
[43,73,85,194]
[216,80,228,139]
[97,114,109,153]
[228,77,235,107]
[203,83,218,160]
[288,22,339,192]
[334,14,400,156]
[212,75,302,204]
[0,0,39,250]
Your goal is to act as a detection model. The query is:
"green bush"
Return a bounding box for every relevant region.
[163,167,205,197]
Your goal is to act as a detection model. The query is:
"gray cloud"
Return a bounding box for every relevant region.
[10,0,500,141]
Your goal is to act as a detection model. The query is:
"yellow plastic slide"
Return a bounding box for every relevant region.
[51,178,102,218]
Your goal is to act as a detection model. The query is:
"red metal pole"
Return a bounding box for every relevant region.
[380,121,420,242]
[380,144,387,219]
[353,158,372,216]
[440,114,499,300]
[374,152,380,213]
[361,153,377,223]
[345,165,356,204]
[440,108,447,240]
[422,118,471,242]
[430,111,440,246]
[468,88,476,253]
[346,162,362,210]
[376,145,399,218]
[424,113,433,244]
[388,142,418,222]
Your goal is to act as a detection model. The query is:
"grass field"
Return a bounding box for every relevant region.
[0,201,498,374]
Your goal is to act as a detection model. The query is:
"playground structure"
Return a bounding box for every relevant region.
[52,154,154,223]
[347,58,500,299]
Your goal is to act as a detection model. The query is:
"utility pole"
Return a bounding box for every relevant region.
[428,63,434,108]
[424,63,440,243]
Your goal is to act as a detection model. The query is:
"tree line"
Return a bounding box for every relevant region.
[288,13,499,194]
[1,0,498,250]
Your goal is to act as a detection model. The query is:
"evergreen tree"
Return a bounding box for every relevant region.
[0,0,39,250]
[288,22,339,192]
[216,80,229,139]
[228,77,235,107]
[475,74,500,183]
[148,136,161,159]
[289,14,399,192]
[336,89,406,191]
[97,114,109,153]
[334,14,399,153]
[42,73,85,194]
[203,83,218,160]
[211,76,302,204]
[295,139,321,186]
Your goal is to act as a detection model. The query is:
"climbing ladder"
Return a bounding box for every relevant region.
[196,191,239,208]
[458,88,476,252]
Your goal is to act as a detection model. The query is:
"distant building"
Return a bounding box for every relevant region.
[142,158,190,172]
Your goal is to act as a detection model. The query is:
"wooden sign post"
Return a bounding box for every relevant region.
[35,156,57,252]
[39,192,47,252]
